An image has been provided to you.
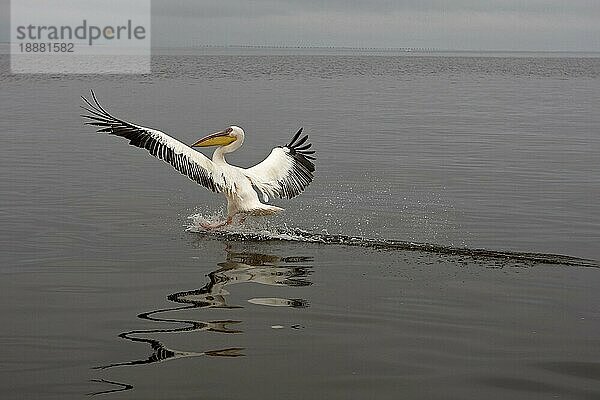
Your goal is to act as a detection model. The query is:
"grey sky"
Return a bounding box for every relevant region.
[1,0,599,50]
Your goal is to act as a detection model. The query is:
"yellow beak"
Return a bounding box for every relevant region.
[191,130,236,147]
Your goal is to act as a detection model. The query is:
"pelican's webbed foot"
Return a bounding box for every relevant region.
[201,216,233,230]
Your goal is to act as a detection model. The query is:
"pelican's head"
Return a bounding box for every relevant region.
[191,126,244,148]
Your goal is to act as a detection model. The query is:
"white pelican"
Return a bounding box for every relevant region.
[81,90,315,229]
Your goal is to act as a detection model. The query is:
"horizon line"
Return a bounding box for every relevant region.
[1,42,599,53]
[152,44,600,53]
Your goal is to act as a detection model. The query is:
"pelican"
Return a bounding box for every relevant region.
[81,90,315,229]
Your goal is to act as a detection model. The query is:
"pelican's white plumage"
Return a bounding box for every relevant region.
[81,90,315,229]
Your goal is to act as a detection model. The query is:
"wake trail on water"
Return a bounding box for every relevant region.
[187,214,599,268]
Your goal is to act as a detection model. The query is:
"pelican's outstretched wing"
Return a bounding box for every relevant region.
[81,90,222,193]
[243,128,316,200]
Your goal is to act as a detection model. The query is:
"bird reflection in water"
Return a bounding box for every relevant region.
[173,250,312,310]
[93,246,313,379]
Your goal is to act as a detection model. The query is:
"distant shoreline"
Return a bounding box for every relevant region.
[1,42,599,58]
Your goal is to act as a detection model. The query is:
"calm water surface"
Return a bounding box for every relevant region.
[1,54,599,399]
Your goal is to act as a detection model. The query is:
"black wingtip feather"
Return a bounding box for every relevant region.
[90,89,111,116]
[287,128,303,147]
[294,135,309,148]
[295,143,312,151]
[283,128,316,173]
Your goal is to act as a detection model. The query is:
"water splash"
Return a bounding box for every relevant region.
[187,213,598,268]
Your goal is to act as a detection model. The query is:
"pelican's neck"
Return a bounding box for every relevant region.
[212,147,228,164]
[212,138,243,165]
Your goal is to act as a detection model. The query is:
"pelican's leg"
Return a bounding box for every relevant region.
[201,215,234,230]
